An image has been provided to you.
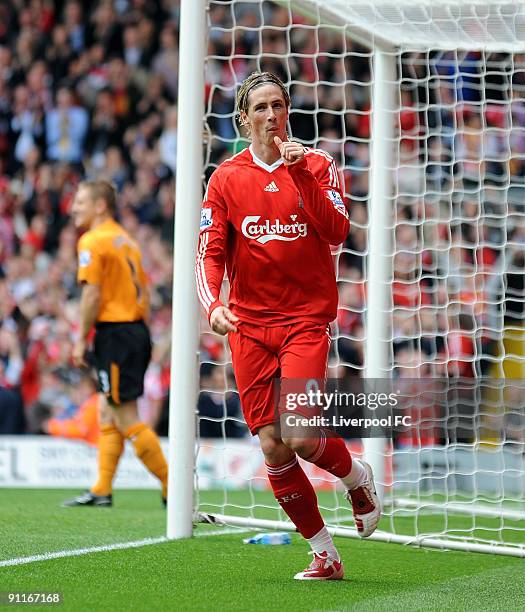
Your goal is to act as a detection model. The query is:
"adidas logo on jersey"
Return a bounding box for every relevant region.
[264,181,279,192]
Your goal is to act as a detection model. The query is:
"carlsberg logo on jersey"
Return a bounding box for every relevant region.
[241,215,308,244]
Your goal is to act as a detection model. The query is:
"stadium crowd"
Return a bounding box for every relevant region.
[0,1,523,443]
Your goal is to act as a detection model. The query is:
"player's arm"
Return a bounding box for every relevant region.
[142,281,151,326]
[196,171,238,335]
[44,395,97,439]
[45,415,89,440]
[73,237,102,367]
[274,137,349,245]
[73,282,100,367]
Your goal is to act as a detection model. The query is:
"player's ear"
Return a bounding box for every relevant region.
[95,197,107,215]
[239,110,248,127]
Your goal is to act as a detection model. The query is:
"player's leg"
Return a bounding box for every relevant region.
[63,325,126,508]
[110,399,168,500]
[259,423,323,539]
[91,394,124,497]
[110,322,168,501]
[258,423,343,580]
[63,394,123,507]
[229,324,342,580]
[279,322,381,538]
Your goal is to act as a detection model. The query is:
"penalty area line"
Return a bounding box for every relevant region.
[0,527,251,568]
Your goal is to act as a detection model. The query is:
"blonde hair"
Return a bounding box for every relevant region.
[78,179,117,216]
[236,71,290,122]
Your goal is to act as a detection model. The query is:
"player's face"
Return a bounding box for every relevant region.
[243,84,288,146]
[71,186,97,230]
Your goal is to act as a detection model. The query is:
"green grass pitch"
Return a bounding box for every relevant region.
[1,489,524,611]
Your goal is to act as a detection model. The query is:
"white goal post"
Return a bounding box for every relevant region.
[169,0,525,556]
[166,0,205,539]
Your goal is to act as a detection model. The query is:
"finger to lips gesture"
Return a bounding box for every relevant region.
[274,136,305,166]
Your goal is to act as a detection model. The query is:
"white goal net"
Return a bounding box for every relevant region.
[178,0,525,556]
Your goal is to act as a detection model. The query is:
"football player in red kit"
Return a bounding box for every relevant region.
[196,72,381,580]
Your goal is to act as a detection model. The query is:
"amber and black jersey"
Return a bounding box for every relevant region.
[77,218,148,323]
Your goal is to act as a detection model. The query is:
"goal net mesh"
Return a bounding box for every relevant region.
[196,0,525,554]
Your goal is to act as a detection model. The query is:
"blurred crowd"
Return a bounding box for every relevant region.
[0,1,523,444]
[0,0,180,437]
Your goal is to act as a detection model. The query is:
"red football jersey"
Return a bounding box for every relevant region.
[196,145,349,326]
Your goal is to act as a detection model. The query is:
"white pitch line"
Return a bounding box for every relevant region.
[0,527,251,568]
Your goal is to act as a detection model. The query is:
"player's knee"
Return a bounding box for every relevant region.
[259,435,292,464]
[259,434,280,457]
[111,401,140,433]
[281,436,316,458]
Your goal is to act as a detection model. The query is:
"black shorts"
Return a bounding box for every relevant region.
[93,321,151,405]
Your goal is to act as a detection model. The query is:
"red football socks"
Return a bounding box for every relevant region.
[305,430,352,478]
[266,457,325,539]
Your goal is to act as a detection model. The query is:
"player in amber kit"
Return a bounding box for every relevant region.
[196,72,381,580]
[63,180,168,507]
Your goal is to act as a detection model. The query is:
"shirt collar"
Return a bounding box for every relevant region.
[249,144,284,174]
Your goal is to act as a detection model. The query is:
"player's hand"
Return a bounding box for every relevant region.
[210,306,239,335]
[72,338,88,368]
[274,136,305,166]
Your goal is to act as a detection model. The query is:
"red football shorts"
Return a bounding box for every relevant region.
[228,320,331,435]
